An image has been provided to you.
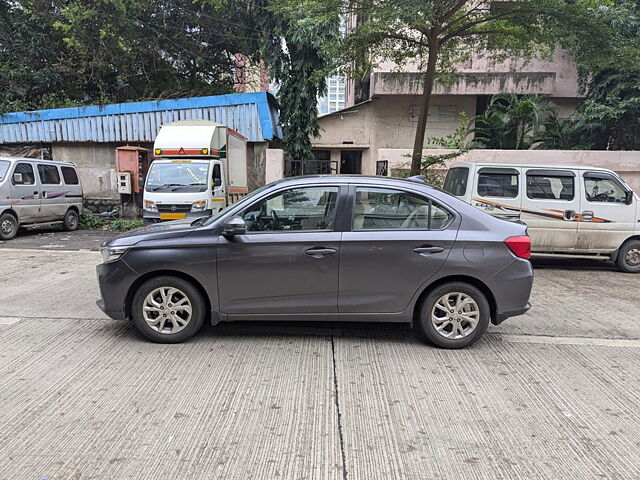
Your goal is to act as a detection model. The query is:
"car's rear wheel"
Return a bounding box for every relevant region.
[416,282,490,349]
[132,276,206,343]
[616,239,640,273]
[62,209,79,231]
[0,212,18,240]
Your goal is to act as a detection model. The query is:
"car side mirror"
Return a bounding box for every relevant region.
[213,178,222,188]
[223,216,246,236]
[625,190,634,205]
[13,172,22,184]
[138,176,145,188]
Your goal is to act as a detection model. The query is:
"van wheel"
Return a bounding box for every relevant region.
[132,276,206,343]
[63,209,79,231]
[616,240,640,273]
[416,282,490,349]
[0,212,18,240]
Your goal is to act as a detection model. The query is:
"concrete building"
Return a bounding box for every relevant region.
[312,48,581,175]
[0,92,282,208]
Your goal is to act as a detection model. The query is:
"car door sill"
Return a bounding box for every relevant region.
[223,312,412,323]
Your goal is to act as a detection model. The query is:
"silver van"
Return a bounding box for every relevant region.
[0,157,83,240]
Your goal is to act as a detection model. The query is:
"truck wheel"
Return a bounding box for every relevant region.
[62,209,79,231]
[0,212,18,240]
[132,276,206,343]
[616,239,640,273]
[416,282,490,349]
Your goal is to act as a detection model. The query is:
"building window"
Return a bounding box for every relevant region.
[376,161,388,176]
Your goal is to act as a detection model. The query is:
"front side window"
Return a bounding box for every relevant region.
[477,172,519,198]
[443,167,469,196]
[353,187,453,230]
[12,163,35,185]
[527,175,574,201]
[242,186,339,232]
[584,176,627,203]
[61,166,79,185]
[37,164,61,185]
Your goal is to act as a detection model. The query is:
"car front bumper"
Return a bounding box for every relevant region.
[96,258,139,320]
[143,209,212,224]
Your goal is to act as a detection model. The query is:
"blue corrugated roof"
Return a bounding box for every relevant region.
[0,92,281,144]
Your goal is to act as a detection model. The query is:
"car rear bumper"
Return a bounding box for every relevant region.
[489,258,534,325]
[494,302,532,324]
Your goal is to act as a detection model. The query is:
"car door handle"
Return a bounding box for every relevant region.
[581,210,594,222]
[413,246,445,254]
[305,247,337,257]
[563,209,576,221]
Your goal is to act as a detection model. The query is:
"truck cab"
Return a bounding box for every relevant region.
[143,120,247,224]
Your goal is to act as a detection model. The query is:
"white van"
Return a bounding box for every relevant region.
[0,157,83,240]
[143,120,247,224]
[442,162,640,272]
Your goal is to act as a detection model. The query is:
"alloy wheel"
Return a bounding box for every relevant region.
[431,292,480,340]
[142,287,192,334]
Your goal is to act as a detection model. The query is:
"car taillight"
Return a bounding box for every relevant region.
[504,235,531,259]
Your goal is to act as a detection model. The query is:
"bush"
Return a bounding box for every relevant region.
[108,219,144,232]
[79,211,105,230]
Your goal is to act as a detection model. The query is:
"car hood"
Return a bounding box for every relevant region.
[102,219,198,247]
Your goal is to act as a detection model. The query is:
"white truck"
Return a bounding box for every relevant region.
[143,120,248,224]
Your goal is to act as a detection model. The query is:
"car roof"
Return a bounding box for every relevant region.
[270,174,437,190]
[450,161,613,172]
[0,156,76,166]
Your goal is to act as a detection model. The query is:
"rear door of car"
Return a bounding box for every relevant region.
[577,171,637,252]
[521,168,580,252]
[471,166,523,221]
[338,185,459,314]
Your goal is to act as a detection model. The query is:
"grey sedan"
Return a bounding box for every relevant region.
[96,175,533,348]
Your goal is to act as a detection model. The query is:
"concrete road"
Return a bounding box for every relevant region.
[0,248,639,479]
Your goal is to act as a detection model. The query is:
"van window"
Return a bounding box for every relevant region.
[61,166,79,185]
[527,175,574,201]
[13,163,36,185]
[38,164,61,184]
[443,167,469,196]
[478,172,519,198]
[0,160,9,182]
[584,176,627,203]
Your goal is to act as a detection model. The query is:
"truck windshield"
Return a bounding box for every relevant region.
[0,160,9,182]
[146,161,210,192]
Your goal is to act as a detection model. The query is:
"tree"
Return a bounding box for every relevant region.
[470,94,555,150]
[533,115,589,150]
[241,1,339,161]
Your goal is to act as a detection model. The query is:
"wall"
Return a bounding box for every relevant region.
[265,149,284,184]
[378,148,640,193]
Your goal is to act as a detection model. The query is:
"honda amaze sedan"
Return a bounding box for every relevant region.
[97,175,533,349]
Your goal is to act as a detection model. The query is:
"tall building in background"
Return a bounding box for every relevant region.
[317,76,347,115]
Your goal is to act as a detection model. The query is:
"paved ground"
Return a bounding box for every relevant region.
[0,244,639,479]
[0,227,114,251]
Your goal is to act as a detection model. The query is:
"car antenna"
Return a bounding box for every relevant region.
[407,175,426,183]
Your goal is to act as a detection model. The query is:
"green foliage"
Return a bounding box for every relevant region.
[0,0,241,113]
[471,94,556,150]
[533,115,590,150]
[108,219,144,231]
[79,211,105,230]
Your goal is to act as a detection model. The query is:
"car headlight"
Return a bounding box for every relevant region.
[144,200,157,212]
[191,200,207,212]
[101,245,130,263]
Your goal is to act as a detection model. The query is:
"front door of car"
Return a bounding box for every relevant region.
[9,162,40,223]
[339,186,459,314]
[217,185,344,315]
[37,164,66,221]
[577,172,636,252]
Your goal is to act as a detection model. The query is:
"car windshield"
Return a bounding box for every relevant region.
[146,161,210,192]
[0,160,10,182]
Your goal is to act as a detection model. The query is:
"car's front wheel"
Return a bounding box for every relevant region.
[132,276,206,343]
[416,282,490,349]
[616,239,640,273]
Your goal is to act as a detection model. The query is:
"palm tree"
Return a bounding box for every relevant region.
[470,94,556,150]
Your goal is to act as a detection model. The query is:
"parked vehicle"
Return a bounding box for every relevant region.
[443,162,640,273]
[143,120,248,224]
[0,157,83,240]
[97,175,533,348]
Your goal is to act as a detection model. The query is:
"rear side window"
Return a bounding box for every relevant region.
[527,175,574,201]
[478,171,519,198]
[61,166,79,185]
[443,167,469,196]
[12,163,36,185]
[353,187,453,230]
[37,164,61,184]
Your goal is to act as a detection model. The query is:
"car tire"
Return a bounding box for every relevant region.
[416,282,490,349]
[0,212,18,240]
[62,209,79,231]
[132,276,206,343]
[616,239,640,273]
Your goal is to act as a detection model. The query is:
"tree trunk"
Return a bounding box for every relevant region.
[410,39,439,175]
